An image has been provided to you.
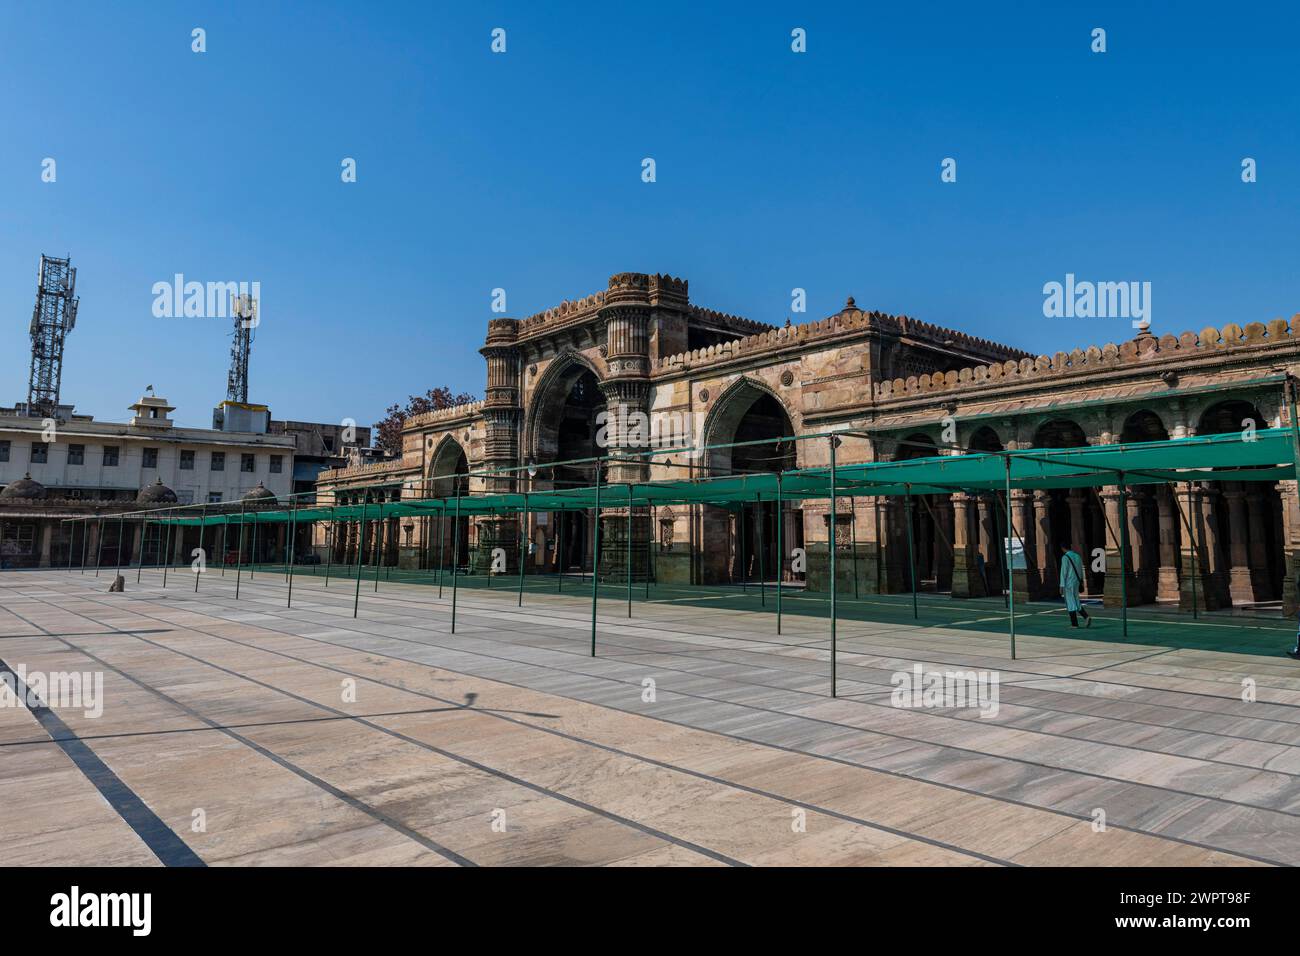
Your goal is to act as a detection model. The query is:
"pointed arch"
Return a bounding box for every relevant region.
[700,376,797,476]
[523,350,604,464]
[426,434,469,497]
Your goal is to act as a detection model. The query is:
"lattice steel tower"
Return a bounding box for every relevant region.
[26,255,79,419]
[226,294,257,404]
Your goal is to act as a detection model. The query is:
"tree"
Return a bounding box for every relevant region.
[373,387,476,456]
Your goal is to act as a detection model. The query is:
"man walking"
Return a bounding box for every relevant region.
[1059,542,1091,628]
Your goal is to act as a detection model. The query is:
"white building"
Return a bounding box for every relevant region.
[0,392,296,567]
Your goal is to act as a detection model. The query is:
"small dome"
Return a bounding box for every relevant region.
[242,481,277,503]
[137,477,178,504]
[0,473,46,500]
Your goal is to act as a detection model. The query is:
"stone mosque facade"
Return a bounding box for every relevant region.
[314,272,1300,615]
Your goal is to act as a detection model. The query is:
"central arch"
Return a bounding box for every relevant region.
[524,351,607,574]
[424,436,469,571]
[699,377,797,585]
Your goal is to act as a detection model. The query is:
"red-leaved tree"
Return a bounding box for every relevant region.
[373,387,477,455]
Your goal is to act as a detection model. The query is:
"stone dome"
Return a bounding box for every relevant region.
[136,477,178,504]
[0,473,46,500]
[242,481,277,503]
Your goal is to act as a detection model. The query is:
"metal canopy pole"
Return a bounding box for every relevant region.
[113,514,124,579]
[591,461,602,657]
[626,484,633,618]
[645,504,653,601]
[518,493,528,607]
[829,436,838,698]
[194,504,207,592]
[94,515,104,577]
[66,521,74,573]
[159,512,170,585]
[250,514,258,579]
[739,503,747,594]
[450,491,461,632]
[219,518,227,577]
[438,502,447,598]
[286,497,298,608]
[373,505,382,592]
[353,500,367,618]
[325,507,334,587]
[556,507,565,593]
[850,500,859,600]
[756,492,766,607]
[234,502,246,600]
[776,472,784,635]
[1118,473,1130,639]
[138,519,147,583]
[904,487,918,620]
[80,517,89,574]
[1003,457,1016,660]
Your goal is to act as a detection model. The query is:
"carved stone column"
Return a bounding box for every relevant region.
[1155,487,1180,602]
[950,493,985,598]
[1126,488,1150,604]
[597,274,654,580]
[1031,489,1054,599]
[1224,483,1254,604]
[478,318,522,574]
[1099,488,1133,607]
[1009,489,1033,602]
[1198,483,1230,607]
[1278,480,1300,615]
[1066,490,1090,594]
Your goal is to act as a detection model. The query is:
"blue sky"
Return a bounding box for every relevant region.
[1,1,1296,429]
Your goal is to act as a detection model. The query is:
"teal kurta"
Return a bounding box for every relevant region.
[1059,549,1085,612]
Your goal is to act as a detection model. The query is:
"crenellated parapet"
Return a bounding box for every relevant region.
[656,302,1027,376]
[871,317,1300,401]
[404,400,485,430]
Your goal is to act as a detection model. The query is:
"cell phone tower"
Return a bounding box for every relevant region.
[26,255,79,419]
[226,293,257,403]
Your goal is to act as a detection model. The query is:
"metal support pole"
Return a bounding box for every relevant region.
[850,500,859,600]
[829,436,838,697]
[234,502,246,600]
[353,502,366,618]
[161,509,174,587]
[556,508,564,593]
[325,508,334,586]
[776,472,784,635]
[905,487,918,620]
[286,497,298,608]
[1004,457,1016,659]
[113,514,124,579]
[450,492,461,632]
[438,505,447,598]
[645,504,653,601]
[591,461,602,657]
[95,515,104,577]
[756,492,766,607]
[1118,474,1130,639]
[739,504,747,594]
[373,508,382,593]
[220,520,227,577]
[250,515,258,578]
[626,484,633,618]
[194,505,207,592]
[80,517,89,574]
[518,494,528,607]
[66,522,74,573]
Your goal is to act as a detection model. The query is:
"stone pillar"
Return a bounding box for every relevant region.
[950,493,986,598]
[1099,488,1134,607]
[1031,490,1054,599]
[1198,484,1230,607]
[1278,480,1300,615]
[1155,487,1180,602]
[1223,484,1254,604]
[1009,489,1033,602]
[1126,489,1150,604]
[478,317,522,574]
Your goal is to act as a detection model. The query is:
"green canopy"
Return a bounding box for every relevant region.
[147,427,1296,526]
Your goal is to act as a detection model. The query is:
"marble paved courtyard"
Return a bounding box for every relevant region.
[2,567,1299,867]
